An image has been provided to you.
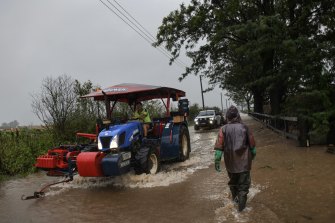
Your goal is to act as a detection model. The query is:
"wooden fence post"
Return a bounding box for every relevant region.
[298,116,309,147]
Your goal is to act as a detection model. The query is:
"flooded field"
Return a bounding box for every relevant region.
[0,115,334,223]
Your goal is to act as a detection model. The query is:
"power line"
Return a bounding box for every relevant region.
[111,0,158,43]
[105,0,154,43]
[108,0,155,43]
[107,0,187,68]
[101,0,188,69]
[98,0,189,69]
[98,0,152,46]
[109,0,189,68]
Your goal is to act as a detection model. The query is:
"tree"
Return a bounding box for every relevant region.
[226,89,252,113]
[71,80,104,134]
[0,120,19,129]
[188,103,201,122]
[143,100,165,118]
[31,76,107,141]
[155,0,335,116]
[155,0,270,112]
[31,75,77,140]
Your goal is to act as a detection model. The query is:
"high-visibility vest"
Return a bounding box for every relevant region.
[134,109,151,123]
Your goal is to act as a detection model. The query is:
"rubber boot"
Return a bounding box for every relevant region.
[230,189,238,203]
[238,194,247,212]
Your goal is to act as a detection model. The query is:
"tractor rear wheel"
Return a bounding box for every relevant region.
[179,125,191,162]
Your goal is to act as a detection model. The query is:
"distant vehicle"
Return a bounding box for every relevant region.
[194,110,223,130]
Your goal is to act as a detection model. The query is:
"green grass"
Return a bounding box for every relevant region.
[0,128,55,179]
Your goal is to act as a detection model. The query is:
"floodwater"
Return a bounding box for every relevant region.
[1,115,334,223]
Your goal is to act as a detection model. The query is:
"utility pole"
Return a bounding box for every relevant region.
[220,92,223,112]
[200,75,205,109]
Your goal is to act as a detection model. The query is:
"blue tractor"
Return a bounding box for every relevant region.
[33,83,191,182]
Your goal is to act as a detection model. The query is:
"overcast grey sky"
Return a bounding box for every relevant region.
[0,0,230,126]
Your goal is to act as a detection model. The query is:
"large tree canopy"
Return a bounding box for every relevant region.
[155,0,335,116]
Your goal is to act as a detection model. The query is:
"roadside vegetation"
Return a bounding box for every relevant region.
[0,76,101,180]
[0,128,54,178]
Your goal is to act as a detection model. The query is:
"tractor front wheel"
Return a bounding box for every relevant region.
[134,146,160,175]
[147,150,160,174]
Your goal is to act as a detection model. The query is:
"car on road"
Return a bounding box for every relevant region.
[194,110,223,130]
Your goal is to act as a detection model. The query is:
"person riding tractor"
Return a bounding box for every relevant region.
[132,102,152,138]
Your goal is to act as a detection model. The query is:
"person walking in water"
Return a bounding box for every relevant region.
[214,105,256,211]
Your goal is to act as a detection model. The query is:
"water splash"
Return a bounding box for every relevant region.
[44,140,216,193]
[214,185,262,223]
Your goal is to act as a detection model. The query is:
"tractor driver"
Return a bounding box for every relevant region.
[132,102,152,138]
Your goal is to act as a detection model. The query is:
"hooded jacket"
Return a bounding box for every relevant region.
[214,106,256,173]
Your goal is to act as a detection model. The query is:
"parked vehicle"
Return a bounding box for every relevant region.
[23,83,191,200]
[194,110,223,130]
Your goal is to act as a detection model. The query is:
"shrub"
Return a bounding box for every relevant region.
[0,129,54,177]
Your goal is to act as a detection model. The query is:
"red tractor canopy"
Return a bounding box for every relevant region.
[82,83,186,117]
[82,83,185,102]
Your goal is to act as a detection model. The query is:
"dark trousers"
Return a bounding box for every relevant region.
[227,171,251,200]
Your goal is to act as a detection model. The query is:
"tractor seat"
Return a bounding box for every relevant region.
[148,120,166,138]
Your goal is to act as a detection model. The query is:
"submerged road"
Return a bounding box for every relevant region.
[0,114,334,223]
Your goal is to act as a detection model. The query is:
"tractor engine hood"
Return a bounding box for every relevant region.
[98,122,142,151]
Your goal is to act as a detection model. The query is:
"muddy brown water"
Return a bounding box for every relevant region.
[0,115,334,223]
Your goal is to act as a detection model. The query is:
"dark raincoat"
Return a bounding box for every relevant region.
[214,111,255,173]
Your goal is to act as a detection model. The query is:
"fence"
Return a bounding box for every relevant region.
[248,112,309,147]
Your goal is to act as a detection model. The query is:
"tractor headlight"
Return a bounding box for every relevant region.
[210,117,214,121]
[98,137,102,150]
[194,118,198,124]
[110,135,118,149]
